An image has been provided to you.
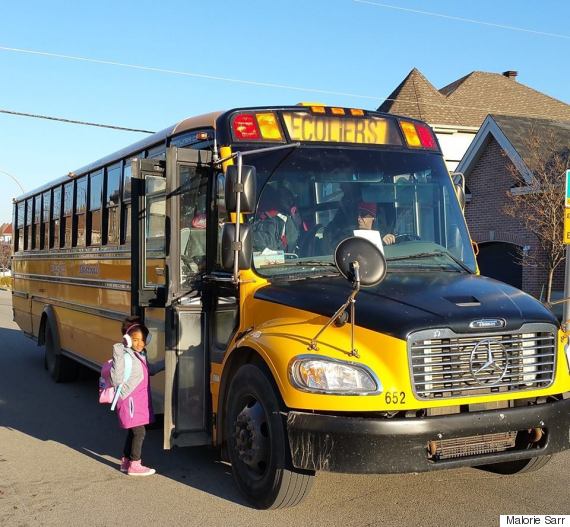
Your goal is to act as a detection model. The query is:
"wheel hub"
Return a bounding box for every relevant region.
[233,400,269,471]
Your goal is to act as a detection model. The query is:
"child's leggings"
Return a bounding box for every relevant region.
[123,425,146,461]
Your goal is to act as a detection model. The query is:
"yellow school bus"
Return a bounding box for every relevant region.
[11,105,570,509]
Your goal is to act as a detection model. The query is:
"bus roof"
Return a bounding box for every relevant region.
[14,111,222,202]
[14,106,440,202]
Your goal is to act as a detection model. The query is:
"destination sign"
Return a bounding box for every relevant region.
[281,112,402,146]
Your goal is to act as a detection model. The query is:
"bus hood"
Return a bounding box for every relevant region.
[254,272,558,340]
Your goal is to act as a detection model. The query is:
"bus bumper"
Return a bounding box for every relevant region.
[286,397,570,474]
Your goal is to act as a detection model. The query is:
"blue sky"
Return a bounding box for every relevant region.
[1,0,569,222]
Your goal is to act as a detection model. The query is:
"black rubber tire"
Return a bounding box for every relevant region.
[44,322,78,383]
[477,455,552,475]
[225,363,315,509]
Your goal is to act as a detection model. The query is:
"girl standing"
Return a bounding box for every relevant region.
[111,316,164,476]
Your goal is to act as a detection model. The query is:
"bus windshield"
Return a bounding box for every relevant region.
[247,146,477,278]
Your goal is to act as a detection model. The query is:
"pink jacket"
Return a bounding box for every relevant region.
[111,343,163,429]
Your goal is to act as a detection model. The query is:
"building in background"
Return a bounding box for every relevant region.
[456,114,570,302]
[0,223,12,244]
[378,68,570,172]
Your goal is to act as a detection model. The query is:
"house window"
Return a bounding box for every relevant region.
[75,176,87,247]
[105,164,121,245]
[88,171,102,245]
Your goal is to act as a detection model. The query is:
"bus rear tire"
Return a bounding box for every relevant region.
[476,455,552,475]
[225,363,315,509]
[44,322,78,383]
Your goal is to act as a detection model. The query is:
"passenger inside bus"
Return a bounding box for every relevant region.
[322,201,396,254]
[252,185,302,254]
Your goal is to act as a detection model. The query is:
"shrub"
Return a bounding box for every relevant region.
[0,276,13,290]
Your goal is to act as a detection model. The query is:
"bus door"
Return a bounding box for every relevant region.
[132,148,213,449]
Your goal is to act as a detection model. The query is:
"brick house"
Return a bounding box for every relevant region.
[378,68,570,172]
[0,223,12,244]
[456,114,570,300]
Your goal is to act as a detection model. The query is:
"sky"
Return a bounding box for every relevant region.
[1,0,569,222]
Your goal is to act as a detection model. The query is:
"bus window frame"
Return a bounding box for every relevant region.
[104,162,122,246]
[63,181,74,248]
[42,190,51,250]
[33,194,41,250]
[51,186,62,249]
[88,170,103,246]
[74,176,87,247]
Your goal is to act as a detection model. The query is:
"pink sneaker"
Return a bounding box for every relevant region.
[127,460,156,477]
[120,457,130,473]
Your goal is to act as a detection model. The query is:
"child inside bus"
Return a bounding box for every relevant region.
[111,316,164,476]
[323,201,396,253]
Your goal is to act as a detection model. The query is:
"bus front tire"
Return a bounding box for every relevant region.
[226,363,315,509]
[476,455,552,475]
[44,322,77,383]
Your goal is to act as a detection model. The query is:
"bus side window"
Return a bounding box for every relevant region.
[105,164,121,245]
[33,195,41,249]
[122,162,133,244]
[63,182,73,248]
[52,187,62,249]
[179,165,209,286]
[88,171,102,246]
[25,198,33,250]
[16,201,25,252]
[75,176,87,247]
[42,190,50,250]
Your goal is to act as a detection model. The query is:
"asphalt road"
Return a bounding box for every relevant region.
[1,289,569,526]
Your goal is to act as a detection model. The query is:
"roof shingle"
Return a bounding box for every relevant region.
[378,69,570,127]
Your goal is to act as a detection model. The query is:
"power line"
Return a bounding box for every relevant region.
[0,108,155,133]
[0,45,380,101]
[353,0,570,40]
[0,44,565,120]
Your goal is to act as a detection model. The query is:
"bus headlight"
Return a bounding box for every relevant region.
[565,342,570,373]
[289,356,382,395]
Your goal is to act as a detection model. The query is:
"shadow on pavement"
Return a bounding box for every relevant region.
[0,323,248,507]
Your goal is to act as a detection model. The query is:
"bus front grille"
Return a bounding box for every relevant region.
[427,431,517,461]
[408,324,556,400]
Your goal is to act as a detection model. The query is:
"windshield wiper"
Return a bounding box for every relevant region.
[280,260,338,268]
[387,251,472,273]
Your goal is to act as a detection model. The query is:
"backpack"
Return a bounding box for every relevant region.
[99,353,133,411]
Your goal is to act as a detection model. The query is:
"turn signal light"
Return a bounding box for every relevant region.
[400,120,438,149]
[400,121,421,147]
[255,112,283,141]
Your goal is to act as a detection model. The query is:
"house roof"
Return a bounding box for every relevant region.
[456,114,570,181]
[378,69,570,128]
[0,223,13,235]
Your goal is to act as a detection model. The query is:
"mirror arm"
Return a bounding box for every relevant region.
[308,261,361,357]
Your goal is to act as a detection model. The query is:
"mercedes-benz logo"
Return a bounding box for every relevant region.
[469,338,509,386]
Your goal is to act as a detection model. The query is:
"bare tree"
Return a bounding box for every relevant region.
[0,241,11,270]
[503,127,570,303]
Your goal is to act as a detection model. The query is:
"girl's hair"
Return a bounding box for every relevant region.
[121,315,149,340]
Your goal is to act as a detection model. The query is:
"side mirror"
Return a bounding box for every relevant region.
[221,223,252,271]
[451,172,466,211]
[335,237,387,288]
[225,165,256,214]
